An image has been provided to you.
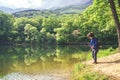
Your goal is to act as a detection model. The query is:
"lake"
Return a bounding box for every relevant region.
[0,45,89,80]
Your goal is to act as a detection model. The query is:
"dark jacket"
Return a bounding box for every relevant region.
[90,37,99,50]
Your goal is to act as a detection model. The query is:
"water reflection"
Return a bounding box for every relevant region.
[0,45,89,78]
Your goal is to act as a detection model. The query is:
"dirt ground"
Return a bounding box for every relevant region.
[86,53,120,80]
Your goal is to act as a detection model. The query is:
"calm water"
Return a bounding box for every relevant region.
[0,45,89,80]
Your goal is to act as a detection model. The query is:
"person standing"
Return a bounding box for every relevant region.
[87,32,99,64]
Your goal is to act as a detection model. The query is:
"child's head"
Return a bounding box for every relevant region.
[87,32,94,39]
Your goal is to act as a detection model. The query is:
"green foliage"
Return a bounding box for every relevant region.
[13,17,29,42]
[84,0,117,42]
[24,24,39,42]
[86,47,117,60]
[71,63,108,80]
[0,11,14,43]
[0,0,119,45]
[42,17,60,33]
[54,18,81,44]
[39,28,56,44]
[71,47,117,80]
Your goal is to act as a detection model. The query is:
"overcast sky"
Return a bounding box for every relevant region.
[0,0,90,9]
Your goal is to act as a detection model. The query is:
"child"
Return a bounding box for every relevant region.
[87,32,99,64]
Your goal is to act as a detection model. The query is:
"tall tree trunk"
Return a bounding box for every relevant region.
[118,0,120,7]
[109,0,120,51]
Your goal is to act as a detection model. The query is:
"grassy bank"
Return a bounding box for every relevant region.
[71,64,108,80]
[86,47,118,60]
[71,47,118,80]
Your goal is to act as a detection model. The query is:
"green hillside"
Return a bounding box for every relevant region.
[13,3,91,18]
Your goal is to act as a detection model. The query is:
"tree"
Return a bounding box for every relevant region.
[55,20,78,44]
[109,0,120,51]
[14,17,29,42]
[24,24,39,43]
[28,16,43,31]
[42,17,60,33]
[0,11,14,43]
[118,0,120,7]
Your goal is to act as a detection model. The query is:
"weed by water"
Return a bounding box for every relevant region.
[86,47,118,60]
[71,63,109,80]
[71,47,117,80]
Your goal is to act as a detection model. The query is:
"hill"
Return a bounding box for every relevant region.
[0,0,92,13]
[13,2,92,18]
[0,6,14,13]
[52,3,91,14]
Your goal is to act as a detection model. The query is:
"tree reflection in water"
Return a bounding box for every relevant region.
[0,45,89,77]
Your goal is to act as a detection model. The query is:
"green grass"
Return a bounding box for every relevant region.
[71,47,118,80]
[86,47,118,60]
[71,63,109,80]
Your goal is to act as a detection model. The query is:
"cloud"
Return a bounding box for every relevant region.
[41,0,87,9]
[0,0,42,9]
[0,0,90,9]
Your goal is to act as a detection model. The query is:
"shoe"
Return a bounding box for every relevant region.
[92,62,97,64]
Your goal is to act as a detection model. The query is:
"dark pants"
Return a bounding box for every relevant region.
[92,49,98,63]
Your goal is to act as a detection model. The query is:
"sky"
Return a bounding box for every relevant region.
[0,0,89,9]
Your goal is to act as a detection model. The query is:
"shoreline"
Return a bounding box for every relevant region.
[70,46,119,80]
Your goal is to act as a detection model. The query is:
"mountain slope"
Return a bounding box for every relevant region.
[13,1,92,17]
[0,0,92,14]
[0,6,14,13]
[53,1,92,14]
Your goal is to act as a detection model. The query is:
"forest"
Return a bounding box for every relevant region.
[0,0,119,45]
[1,0,120,79]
